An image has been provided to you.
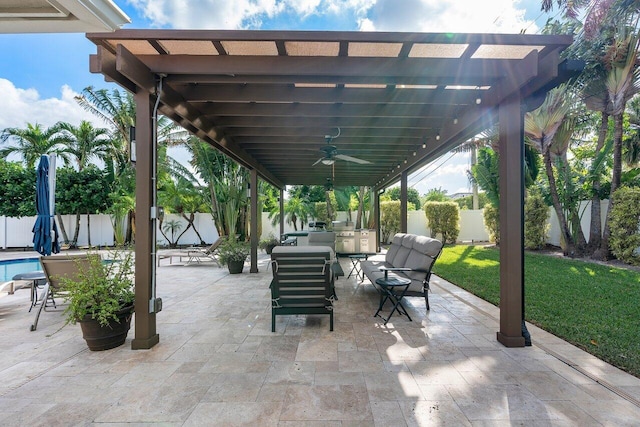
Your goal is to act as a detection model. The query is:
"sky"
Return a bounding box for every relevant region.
[0,0,557,196]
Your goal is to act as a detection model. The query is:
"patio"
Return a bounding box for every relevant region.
[1,252,639,425]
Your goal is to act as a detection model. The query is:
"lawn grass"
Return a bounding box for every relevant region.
[432,244,640,378]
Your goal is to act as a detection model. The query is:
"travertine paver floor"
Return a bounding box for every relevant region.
[0,250,639,425]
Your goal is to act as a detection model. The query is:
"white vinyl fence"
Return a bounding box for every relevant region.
[0,201,609,250]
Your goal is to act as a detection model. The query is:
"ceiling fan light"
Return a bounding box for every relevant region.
[321,158,335,165]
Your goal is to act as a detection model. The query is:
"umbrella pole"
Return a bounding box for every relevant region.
[48,154,56,255]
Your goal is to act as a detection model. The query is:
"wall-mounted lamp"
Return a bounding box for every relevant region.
[435,132,441,141]
[129,126,136,164]
[453,116,459,125]
[475,86,482,104]
[413,151,417,156]
[247,182,251,198]
[404,159,407,164]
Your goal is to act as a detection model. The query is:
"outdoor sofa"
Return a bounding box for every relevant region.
[360,233,443,311]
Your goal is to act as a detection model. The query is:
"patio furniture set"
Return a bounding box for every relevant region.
[269,233,443,330]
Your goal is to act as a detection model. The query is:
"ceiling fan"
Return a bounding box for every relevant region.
[312,128,372,166]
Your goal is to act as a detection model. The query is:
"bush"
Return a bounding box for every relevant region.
[609,186,640,265]
[524,191,549,250]
[313,200,336,225]
[380,200,401,243]
[483,203,500,244]
[423,201,459,244]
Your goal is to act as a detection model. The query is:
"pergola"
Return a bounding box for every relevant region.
[86,29,578,350]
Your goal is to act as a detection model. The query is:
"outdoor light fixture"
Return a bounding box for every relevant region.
[129,126,136,164]
[435,132,441,141]
[247,182,251,198]
[453,116,459,125]
[321,158,335,165]
[404,159,407,164]
[413,151,417,156]
[475,86,482,104]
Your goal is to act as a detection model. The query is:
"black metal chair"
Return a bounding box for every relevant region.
[270,246,335,332]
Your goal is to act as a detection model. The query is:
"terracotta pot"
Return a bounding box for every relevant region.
[79,304,133,351]
[227,259,245,274]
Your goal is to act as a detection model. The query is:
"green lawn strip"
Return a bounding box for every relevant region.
[432,245,640,378]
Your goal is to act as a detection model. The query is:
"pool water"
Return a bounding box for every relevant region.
[0,258,42,282]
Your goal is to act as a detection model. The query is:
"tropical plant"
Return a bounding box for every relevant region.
[55,166,111,248]
[608,186,640,265]
[524,190,550,250]
[525,85,582,255]
[0,122,68,168]
[161,219,183,248]
[483,203,500,244]
[59,250,135,327]
[380,200,401,243]
[284,196,310,231]
[217,238,250,265]
[423,201,459,244]
[0,160,36,217]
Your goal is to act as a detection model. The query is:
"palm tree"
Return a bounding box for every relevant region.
[284,196,310,231]
[525,85,583,255]
[0,122,67,168]
[58,121,112,171]
[57,121,113,247]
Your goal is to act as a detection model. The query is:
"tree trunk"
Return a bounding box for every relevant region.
[544,151,575,256]
[355,186,365,229]
[596,112,624,260]
[560,155,586,255]
[86,213,91,248]
[56,213,69,244]
[182,212,206,245]
[325,191,333,221]
[587,112,608,256]
[70,212,81,249]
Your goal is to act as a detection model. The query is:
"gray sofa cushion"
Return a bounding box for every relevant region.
[384,233,405,264]
[361,233,443,298]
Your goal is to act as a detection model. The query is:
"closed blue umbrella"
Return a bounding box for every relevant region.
[33,155,59,256]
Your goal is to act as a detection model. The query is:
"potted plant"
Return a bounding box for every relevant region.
[58,250,135,351]
[218,238,250,274]
[259,234,279,254]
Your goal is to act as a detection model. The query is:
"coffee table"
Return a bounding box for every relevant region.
[374,276,412,325]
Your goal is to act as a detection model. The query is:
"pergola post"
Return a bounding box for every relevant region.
[497,93,526,348]
[400,171,408,233]
[279,188,284,238]
[131,90,159,350]
[374,189,381,250]
[250,169,258,273]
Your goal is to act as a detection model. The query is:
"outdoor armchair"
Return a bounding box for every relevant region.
[269,246,335,332]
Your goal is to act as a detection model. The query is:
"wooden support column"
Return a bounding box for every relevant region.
[279,188,285,238]
[400,171,408,233]
[497,93,526,348]
[132,90,159,350]
[250,169,258,273]
[374,189,381,250]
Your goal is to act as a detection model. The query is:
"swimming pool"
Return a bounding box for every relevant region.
[0,258,42,282]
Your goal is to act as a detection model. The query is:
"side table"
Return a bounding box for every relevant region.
[374,276,412,325]
[12,271,48,312]
[347,254,368,282]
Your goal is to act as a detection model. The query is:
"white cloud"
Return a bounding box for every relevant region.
[360,0,536,33]
[128,0,536,33]
[0,78,105,138]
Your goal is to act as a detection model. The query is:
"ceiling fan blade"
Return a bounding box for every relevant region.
[335,154,372,164]
[312,158,323,166]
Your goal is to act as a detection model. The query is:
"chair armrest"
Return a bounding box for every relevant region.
[379,266,412,279]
